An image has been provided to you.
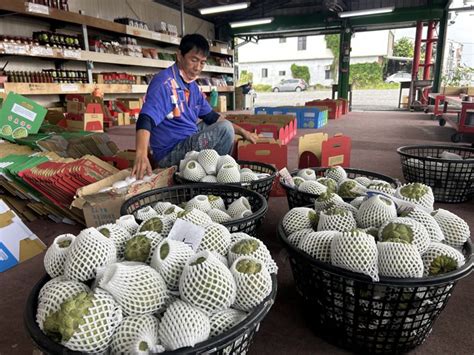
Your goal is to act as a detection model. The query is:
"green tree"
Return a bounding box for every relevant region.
[290,63,310,84]
[238,70,253,86]
[325,34,340,81]
[393,37,414,58]
[349,62,384,88]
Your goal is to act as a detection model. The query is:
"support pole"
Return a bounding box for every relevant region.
[409,21,423,109]
[180,0,185,36]
[432,10,448,94]
[337,25,352,100]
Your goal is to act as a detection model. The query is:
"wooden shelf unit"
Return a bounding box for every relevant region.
[0,0,233,56]
[2,82,235,95]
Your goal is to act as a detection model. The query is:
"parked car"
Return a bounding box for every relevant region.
[385,72,412,83]
[272,79,308,92]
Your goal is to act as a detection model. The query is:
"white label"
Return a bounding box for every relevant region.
[278,167,295,187]
[26,3,50,15]
[167,219,205,251]
[170,37,180,45]
[60,84,79,92]
[11,103,37,122]
[30,46,54,56]
[63,49,81,59]
[4,44,27,55]
[152,32,162,41]
[220,48,227,54]
[131,85,147,93]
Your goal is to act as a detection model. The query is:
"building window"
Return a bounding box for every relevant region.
[297,36,307,51]
[262,68,268,78]
[279,71,286,76]
[279,38,286,43]
[325,69,332,79]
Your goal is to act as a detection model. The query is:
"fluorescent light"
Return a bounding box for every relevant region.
[199,2,249,15]
[338,6,395,18]
[230,18,274,28]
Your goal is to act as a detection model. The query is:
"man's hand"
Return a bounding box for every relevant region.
[132,154,152,180]
[241,129,259,144]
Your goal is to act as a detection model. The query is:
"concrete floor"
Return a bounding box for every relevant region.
[0,110,472,354]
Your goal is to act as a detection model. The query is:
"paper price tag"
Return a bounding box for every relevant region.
[63,49,81,59]
[60,84,79,92]
[220,48,228,54]
[26,2,50,15]
[167,219,205,251]
[152,32,162,41]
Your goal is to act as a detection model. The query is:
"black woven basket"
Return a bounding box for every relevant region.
[120,183,268,236]
[280,167,400,209]
[24,273,277,355]
[397,145,474,203]
[174,160,277,201]
[278,223,473,354]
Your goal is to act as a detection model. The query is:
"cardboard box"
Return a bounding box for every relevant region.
[118,98,142,110]
[0,92,47,141]
[298,133,351,169]
[67,113,104,132]
[71,166,175,227]
[255,106,327,129]
[66,100,85,114]
[216,96,227,113]
[226,114,296,144]
[117,112,131,126]
[237,138,288,197]
[0,199,46,272]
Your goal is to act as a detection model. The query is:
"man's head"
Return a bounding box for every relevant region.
[177,34,210,82]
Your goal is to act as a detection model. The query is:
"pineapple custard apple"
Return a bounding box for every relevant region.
[281,167,469,282]
[178,149,271,185]
[38,203,278,353]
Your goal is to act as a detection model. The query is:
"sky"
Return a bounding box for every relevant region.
[393,1,474,67]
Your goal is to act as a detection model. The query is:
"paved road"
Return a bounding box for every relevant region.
[254,89,402,111]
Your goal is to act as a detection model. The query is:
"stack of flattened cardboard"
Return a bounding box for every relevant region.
[19,155,119,210]
[0,139,34,158]
[0,198,46,272]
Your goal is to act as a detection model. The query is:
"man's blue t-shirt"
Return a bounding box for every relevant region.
[140,63,213,162]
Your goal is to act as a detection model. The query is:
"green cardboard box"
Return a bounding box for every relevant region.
[0,92,47,142]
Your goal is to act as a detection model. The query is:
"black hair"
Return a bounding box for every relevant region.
[179,34,210,57]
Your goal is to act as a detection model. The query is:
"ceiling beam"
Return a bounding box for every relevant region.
[230,6,445,36]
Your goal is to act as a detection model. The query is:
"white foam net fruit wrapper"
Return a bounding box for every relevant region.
[116,215,139,235]
[110,314,161,355]
[63,288,122,353]
[298,231,339,263]
[97,224,132,259]
[331,231,379,282]
[179,251,237,315]
[421,242,465,276]
[159,300,210,351]
[228,236,275,274]
[63,228,117,282]
[378,217,431,254]
[198,223,232,256]
[287,228,314,247]
[150,239,194,291]
[356,195,397,229]
[231,256,273,312]
[317,209,356,233]
[377,242,424,278]
[209,308,247,337]
[44,234,76,278]
[99,262,168,316]
[36,280,90,330]
[405,207,445,242]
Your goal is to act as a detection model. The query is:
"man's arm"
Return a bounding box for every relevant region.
[131,114,154,179]
[216,114,259,144]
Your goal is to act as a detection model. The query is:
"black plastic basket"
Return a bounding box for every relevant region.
[397,145,474,203]
[174,160,277,201]
[120,183,268,236]
[280,167,400,209]
[278,223,473,354]
[24,273,277,355]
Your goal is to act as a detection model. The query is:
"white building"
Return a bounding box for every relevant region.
[237,30,395,87]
